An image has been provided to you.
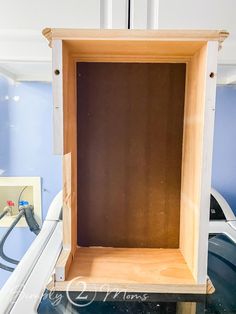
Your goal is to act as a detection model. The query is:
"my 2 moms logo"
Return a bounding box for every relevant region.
[66,276,149,307]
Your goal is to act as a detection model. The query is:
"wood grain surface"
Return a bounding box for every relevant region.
[51,247,208,293]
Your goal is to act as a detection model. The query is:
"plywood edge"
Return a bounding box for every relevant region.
[49,274,213,295]
[52,281,207,294]
[63,153,72,249]
[55,249,73,281]
[42,28,229,46]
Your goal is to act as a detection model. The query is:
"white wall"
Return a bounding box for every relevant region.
[0,0,100,29]
[0,0,101,81]
[0,0,127,81]
[159,0,236,64]
[0,0,236,81]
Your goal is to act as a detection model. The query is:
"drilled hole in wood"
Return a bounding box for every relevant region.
[54,69,60,76]
[209,72,215,78]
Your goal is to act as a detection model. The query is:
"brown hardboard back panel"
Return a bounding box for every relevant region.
[77,62,186,248]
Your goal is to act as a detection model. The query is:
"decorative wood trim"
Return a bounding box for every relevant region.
[43,28,229,46]
[207,277,215,294]
[42,28,52,46]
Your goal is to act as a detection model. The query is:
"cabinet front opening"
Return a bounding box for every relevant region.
[77,62,186,248]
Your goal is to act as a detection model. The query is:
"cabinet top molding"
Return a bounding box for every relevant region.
[43,28,229,46]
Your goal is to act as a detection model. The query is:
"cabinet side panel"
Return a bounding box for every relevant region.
[63,44,77,255]
[63,153,72,249]
[180,42,218,283]
[197,41,218,283]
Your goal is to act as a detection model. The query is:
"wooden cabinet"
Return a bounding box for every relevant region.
[43,29,228,293]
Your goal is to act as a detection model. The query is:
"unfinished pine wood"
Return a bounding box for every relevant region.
[63,153,72,249]
[69,41,204,62]
[43,29,228,63]
[180,46,206,283]
[180,41,218,283]
[77,62,186,248]
[43,29,229,252]
[44,29,228,291]
[52,247,207,293]
[62,45,77,255]
[55,249,72,281]
[43,28,228,45]
[197,42,218,284]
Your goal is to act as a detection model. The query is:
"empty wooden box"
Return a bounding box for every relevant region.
[43,28,228,293]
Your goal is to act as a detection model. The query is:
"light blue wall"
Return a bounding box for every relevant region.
[212,85,236,215]
[0,76,10,173]
[0,75,62,287]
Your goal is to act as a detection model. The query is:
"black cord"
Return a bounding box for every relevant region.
[128,0,131,29]
[0,203,41,272]
[24,205,41,235]
[0,210,25,265]
[0,209,9,220]
[18,186,28,206]
[0,262,15,272]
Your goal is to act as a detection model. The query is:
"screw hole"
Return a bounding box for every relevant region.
[54,69,60,76]
[209,72,215,78]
